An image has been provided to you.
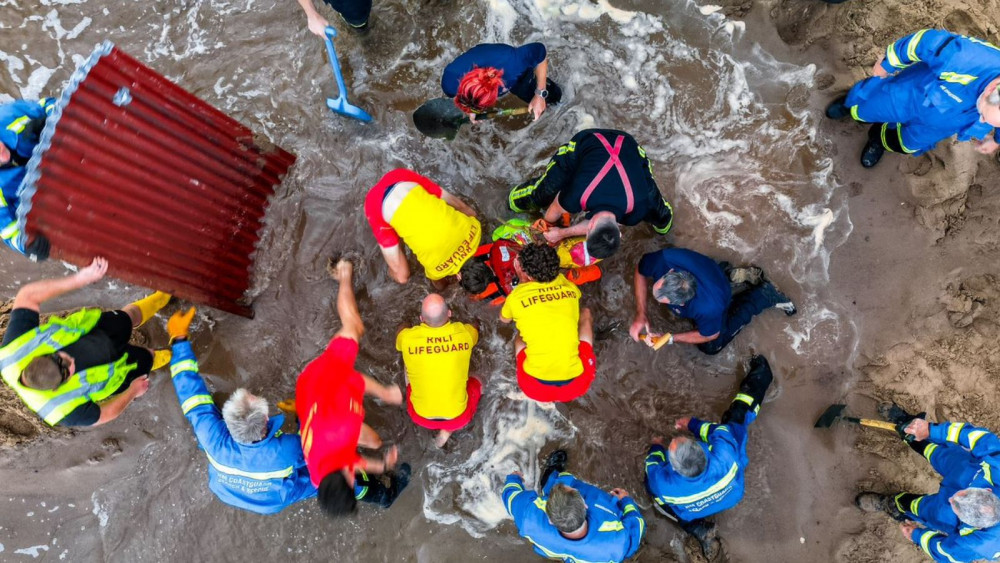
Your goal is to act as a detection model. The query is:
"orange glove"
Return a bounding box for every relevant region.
[167,307,196,342]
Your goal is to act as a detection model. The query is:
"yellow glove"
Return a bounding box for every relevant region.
[277,399,296,415]
[167,307,196,343]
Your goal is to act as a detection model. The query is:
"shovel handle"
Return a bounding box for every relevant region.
[857,418,900,432]
[476,106,532,122]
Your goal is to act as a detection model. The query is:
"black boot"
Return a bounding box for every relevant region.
[855,492,907,522]
[825,95,850,120]
[689,520,721,560]
[540,450,568,486]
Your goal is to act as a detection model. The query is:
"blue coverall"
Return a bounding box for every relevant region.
[0,98,55,254]
[895,422,1000,562]
[502,471,645,562]
[846,29,1000,155]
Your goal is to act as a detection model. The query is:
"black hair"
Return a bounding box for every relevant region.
[317,471,357,517]
[519,243,560,283]
[459,258,493,294]
[586,222,621,259]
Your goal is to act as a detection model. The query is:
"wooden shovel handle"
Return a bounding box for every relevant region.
[858,419,898,432]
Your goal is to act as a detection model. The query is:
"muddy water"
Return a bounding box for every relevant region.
[0,1,864,561]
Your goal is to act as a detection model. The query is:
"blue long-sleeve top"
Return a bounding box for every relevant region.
[644,417,747,521]
[168,341,317,515]
[879,30,1000,143]
[909,422,1000,562]
[0,98,54,254]
[502,472,644,562]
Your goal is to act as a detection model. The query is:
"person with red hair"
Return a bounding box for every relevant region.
[441,43,562,121]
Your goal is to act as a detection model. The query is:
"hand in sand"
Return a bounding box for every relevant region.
[528,95,547,121]
[904,418,930,441]
[974,138,1000,155]
[77,257,109,284]
[900,521,920,539]
[383,445,399,471]
[651,436,665,446]
[609,488,629,500]
[872,54,889,78]
[327,257,353,283]
[629,315,652,343]
[675,417,692,430]
[383,384,403,406]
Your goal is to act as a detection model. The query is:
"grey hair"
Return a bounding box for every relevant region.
[654,270,697,305]
[546,484,587,534]
[669,438,708,478]
[222,389,269,445]
[953,488,1000,529]
[989,87,1000,106]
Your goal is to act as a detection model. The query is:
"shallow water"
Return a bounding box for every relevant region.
[0,0,860,561]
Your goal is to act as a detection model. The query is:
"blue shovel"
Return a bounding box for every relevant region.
[323,26,372,122]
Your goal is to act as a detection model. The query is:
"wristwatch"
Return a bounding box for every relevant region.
[534,88,549,99]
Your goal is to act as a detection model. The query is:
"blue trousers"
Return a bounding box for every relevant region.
[321,0,372,27]
[895,442,982,532]
[698,284,780,355]
[845,68,960,156]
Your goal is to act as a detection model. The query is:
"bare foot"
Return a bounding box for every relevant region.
[383,384,403,406]
[384,445,399,470]
[434,430,452,448]
[327,257,353,283]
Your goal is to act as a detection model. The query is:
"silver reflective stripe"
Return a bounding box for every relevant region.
[35,364,114,420]
[0,330,64,370]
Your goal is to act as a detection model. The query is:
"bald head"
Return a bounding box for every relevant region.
[421,294,450,327]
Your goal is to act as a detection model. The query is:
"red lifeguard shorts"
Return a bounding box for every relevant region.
[406,377,483,432]
[516,342,597,403]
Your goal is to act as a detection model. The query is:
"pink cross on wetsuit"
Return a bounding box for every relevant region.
[578,133,634,214]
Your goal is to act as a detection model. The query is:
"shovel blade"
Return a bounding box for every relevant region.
[327,96,372,123]
[814,404,847,428]
[412,98,467,140]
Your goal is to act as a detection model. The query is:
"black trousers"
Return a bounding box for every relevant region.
[321,0,372,27]
[509,70,563,106]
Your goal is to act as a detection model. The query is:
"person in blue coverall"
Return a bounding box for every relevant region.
[856,410,1000,562]
[0,98,55,259]
[826,29,1000,168]
[165,308,410,515]
[502,449,645,562]
[645,355,774,559]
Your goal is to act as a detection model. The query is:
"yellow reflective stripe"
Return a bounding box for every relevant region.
[204,452,293,480]
[522,535,606,563]
[181,394,213,414]
[1,221,19,241]
[658,462,739,505]
[886,44,904,68]
[897,126,915,154]
[555,141,576,156]
[0,190,7,207]
[505,490,522,514]
[939,72,977,85]
[699,423,710,442]
[959,527,976,536]
[910,496,923,516]
[919,531,940,556]
[935,543,961,563]
[850,105,861,121]
[648,450,665,461]
[6,116,29,133]
[652,199,673,234]
[894,493,907,513]
[947,423,964,443]
[968,430,988,450]
[170,359,199,377]
[923,443,938,462]
[533,497,547,511]
[880,123,890,152]
[734,393,753,407]
[598,520,624,532]
[907,30,928,62]
[982,461,993,485]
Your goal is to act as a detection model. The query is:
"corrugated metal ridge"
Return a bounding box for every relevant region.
[16,42,296,317]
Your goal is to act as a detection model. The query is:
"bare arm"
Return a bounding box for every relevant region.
[672,330,719,345]
[13,257,108,312]
[380,245,410,285]
[441,190,477,217]
[296,0,329,36]
[363,374,403,405]
[542,198,568,225]
[93,376,147,426]
[528,59,550,120]
[543,219,588,244]
[628,268,650,341]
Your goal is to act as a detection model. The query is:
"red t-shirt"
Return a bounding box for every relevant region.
[296,337,366,487]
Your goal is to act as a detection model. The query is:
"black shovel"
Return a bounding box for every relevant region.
[412,98,531,140]
[814,404,915,441]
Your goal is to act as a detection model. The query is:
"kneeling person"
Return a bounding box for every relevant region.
[499,243,595,403]
[365,168,481,285]
[397,294,482,447]
[0,257,170,426]
[503,450,645,562]
[645,355,774,559]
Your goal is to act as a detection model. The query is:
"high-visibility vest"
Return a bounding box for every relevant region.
[0,309,136,425]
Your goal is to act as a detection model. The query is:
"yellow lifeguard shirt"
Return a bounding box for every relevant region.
[501,274,582,381]
[389,185,482,280]
[396,321,478,419]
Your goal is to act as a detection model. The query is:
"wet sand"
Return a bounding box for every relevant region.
[2,0,1000,562]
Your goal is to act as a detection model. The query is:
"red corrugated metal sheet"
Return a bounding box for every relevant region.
[18,42,295,317]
